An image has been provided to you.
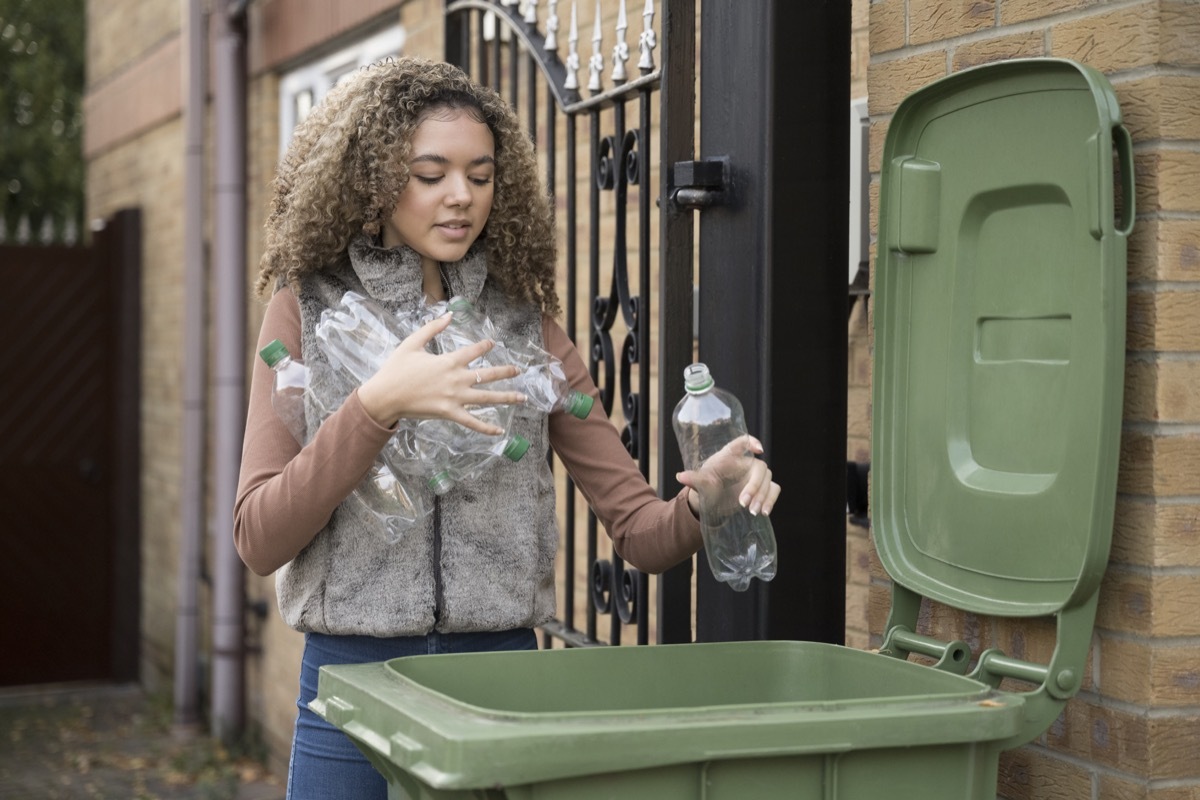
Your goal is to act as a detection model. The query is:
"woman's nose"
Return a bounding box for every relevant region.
[445,175,472,207]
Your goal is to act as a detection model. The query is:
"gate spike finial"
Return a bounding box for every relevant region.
[564,2,580,90]
[525,0,538,25]
[611,0,629,83]
[545,0,559,51]
[637,0,656,72]
[587,0,604,93]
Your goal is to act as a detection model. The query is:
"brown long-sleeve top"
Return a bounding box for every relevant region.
[233,289,702,579]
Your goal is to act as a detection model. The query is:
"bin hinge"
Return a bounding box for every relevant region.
[972,649,1077,698]
[880,627,972,675]
[670,158,730,210]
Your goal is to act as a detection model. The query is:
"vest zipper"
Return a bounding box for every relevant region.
[432,494,444,625]
[425,289,447,629]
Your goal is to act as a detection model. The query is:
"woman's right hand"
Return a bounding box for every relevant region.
[356,311,525,434]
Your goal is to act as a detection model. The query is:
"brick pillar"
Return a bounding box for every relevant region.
[862,1,1200,797]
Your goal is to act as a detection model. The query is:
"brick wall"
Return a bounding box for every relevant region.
[88,113,188,692]
[85,0,187,690]
[87,0,178,85]
[859,1,1200,796]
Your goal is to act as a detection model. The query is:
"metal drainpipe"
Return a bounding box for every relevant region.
[174,0,207,734]
[211,0,247,743]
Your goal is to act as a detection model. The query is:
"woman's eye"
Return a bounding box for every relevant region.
[413,175,442,185]
[470,176,494,186]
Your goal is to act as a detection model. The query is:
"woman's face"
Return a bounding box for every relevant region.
[382,107,496,269]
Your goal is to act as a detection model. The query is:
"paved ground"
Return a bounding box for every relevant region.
[0,682,285,799]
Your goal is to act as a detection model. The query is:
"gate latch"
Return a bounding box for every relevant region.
[671,158,729,210]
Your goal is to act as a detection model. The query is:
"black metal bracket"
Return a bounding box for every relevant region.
[671,157,729,210]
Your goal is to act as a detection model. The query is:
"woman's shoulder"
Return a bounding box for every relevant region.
[266,285,301,318]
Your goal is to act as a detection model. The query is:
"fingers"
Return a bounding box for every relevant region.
[471,389,528,408]
[448,409,507,436]
[739,462,777,516]
[451,336,500,367]
[466,362,522,387]
[401,311,455,350]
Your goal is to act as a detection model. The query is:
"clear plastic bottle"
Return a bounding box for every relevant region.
[314,293,409,385]
[259,339,312,444]
[671,362,777,591]
[259,338,429,542]
[500,340,594,419]
[412,413,530,494]
[349,460,430,544]
[445,296,593,419]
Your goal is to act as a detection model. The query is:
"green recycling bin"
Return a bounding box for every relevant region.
[313,58,1133,800]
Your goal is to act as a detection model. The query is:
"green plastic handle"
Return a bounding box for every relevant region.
[1114,123,1135,236]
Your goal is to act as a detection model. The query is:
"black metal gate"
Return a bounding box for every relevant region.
[445,0,848,647]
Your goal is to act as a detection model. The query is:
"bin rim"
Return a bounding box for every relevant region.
[377,640,998,721]
[311,641,1028,790]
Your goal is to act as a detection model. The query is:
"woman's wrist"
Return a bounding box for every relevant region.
[356,378,397,428]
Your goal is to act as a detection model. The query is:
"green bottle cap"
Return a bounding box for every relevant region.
[259,339,290,368]
[564,390,594,420]
[503,435,530,462]
[428,470,456,495]
[448,296,474,314]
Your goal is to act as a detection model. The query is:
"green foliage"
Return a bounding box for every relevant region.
[0,0,84,237]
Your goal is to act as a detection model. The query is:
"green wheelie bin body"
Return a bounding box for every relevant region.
[312,58,1133,800]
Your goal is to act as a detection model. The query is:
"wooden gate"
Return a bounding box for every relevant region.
[445,1,849,647]
[0,209,141,685]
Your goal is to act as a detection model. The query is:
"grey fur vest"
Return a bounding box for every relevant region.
[274,235,558,636]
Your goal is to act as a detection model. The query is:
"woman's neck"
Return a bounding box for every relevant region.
[422,257,445,302]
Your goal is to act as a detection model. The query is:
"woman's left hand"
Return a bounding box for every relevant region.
[676,435,781,518]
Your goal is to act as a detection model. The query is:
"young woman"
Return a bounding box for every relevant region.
[234,56,780,799]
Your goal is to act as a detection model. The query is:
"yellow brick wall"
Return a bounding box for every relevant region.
[88,115,188,693]
[87,0,179,85]
[861,0,1200,796]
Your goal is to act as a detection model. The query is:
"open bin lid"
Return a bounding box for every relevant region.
[872,58,1131,619]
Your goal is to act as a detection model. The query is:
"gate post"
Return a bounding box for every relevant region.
[694,0,849,644]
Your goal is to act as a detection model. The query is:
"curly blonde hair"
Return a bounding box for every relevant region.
[256,57,559,316]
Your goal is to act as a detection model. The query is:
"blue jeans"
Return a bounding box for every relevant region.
[286,628,538,800]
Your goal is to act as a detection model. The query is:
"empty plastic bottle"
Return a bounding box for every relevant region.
[412,412,530,494]
[498,339,593,419]
[314,293,410,385]
[349,460,430,544]
[259,339,313,444]
[445,296,593,420]
[259,338,428,543]
[672,363,777,591]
